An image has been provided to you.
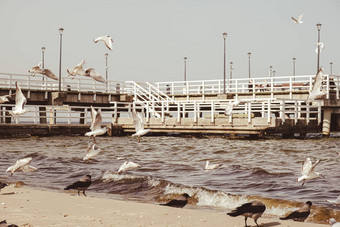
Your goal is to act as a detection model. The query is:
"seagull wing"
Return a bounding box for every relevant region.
[291,17,298,23]
[94,35,113,50]
[118,161,128,173]
[86,68,106,83]
[43,69,59,80]
[132,110,144,132]
[311,159,320,172]
[15,82,27,111]
[298,13,304,21]
[92,109,103,131]
[306,67,325,104]
[302,157,312,175]
[76,59,85,68]
[19,165,37,172]
[90,106,97,130]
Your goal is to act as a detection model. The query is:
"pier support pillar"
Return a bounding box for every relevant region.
[322,108,332,137]
[39,107,47,124]
[336,114,340,131]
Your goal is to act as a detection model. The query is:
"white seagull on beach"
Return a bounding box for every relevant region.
[9,82,28,122]
[85,106,107,142]
[132,109,150,142]
[83,142,101,162]
[330,218,340,227]
[225,99,241,116]
[6,157,37,176]
[292,13,304,24]
[205,161,222,170]
[297,157,324,186]
[0,94,13,104]
[327,195,340,204]
[306,67,326,104]
[93,35,114,51]
[67,59,87,78]
[85,68,106,83]
[118,161,141,174]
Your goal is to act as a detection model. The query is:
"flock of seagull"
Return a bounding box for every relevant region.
[28,35,114,83]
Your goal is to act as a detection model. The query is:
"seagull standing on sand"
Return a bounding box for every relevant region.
[160,193,190,208]
[205,161,222,170]
[132,109,150,142]
[64,175,92,196]
[85,106,107,143]
[83,142,101,162]
[0,94,12,104]
[292,13,304,24]
[227,201,266,227]
[330,218,340,227]
[327,195,340,204]
[85,68,106,83]
[297,157,324,186]
[9,82,28,122]
[117,161,141,174]
[280,201,312,222]
[306,67,326,104]
[6,157,36,176]
[93,35,114,51]
[225,99,241,116]
[67,60,87,78]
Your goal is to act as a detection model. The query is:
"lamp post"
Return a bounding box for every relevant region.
[184,57,187,82]
[330,62,333,76]
[58,27,64,93]
[293,57,296,81]
[316,23,322,73]
[105,53,108,91]
[273,70,276,77]
[223,32,227,94]
[248,52,251,79]
[229,62,233,92]
[41,47,45,82]
[269,66,273,77]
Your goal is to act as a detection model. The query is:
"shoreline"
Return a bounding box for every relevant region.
[0,185,329,227]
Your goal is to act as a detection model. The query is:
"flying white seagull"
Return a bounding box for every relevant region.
[9,82,28,123]
[118,161,141,174]
[306,67,326,104]
[6,157,37,176]
[0,94,13,104]
[67,59,87,78]
[85,68,106,83]
[83,142,101,162]
[315,42,325,54]
[297,157,324,186]
[94,35,114,50]
[292,13,304,24]
[225,99,241,116]
[327,195,340,204]
[85,106,107,142]
[205,161,222,170]
[29,62,58,80]
[132,109,150,142]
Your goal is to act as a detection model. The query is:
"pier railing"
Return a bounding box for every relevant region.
[0,99,321,126]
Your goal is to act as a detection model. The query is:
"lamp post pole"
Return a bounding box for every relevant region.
[330,62,333,76]
[58,27,64,93]
[248,52,251,79]
[273,70,276,77]
[105,53,108,92]
[269,66,273,77]
[41,47,45,82]
[184,57,187,82]
[223,32,227,94]
[316,23,322,73]
[229,62,233,92]
[293,57,296,81]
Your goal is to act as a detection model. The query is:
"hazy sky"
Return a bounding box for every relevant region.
[0,0,339,83]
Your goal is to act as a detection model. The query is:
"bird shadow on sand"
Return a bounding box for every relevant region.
[261,222,281,227]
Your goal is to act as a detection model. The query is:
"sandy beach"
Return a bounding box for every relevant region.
[0,185,329,227]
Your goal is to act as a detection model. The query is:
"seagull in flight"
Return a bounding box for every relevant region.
[297,157,324,186]
[160,193,191,208]
[93,35,114,51]
[292,13,304,24]
[83,142,101,162]
[205,161,222,170]
[327,195,340,204]
[64,175,92,196]
[315,42,325,54]
[85,106,107,142]
[306,67,326,104]
[132,109,150,142]
[6,157,37,176]
[85,68,106,83]
[29,62,58,80]
[67,60,87,78]
[9,82,28,123]
[225,99,241,116]
[227,201,266,227]
[117,161,141,174]
[0,94,13,104]
[280,201,312,222]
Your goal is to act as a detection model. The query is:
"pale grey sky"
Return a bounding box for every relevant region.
[0,0,339,82]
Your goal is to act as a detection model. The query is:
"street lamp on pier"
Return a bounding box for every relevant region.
[58,27,64,93]
[269,66,273,77]
[105,53,108,91]
[41,47,45,82]
[248,52,251,79]
[293,57,296,81]
[184,57,187,82]
[229,62,233,92]
[316,23,322,73]
[330,62,333,76]
[223,32,227,93]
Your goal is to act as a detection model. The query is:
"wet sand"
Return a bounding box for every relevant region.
[0,185,328,227]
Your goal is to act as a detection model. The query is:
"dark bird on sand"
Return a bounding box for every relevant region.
[280,201,312,222]
[227,200,266,227]
[0,182,8,191]
[0,220,19,227]
[160,193,190,208]
[64,175,92,196]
